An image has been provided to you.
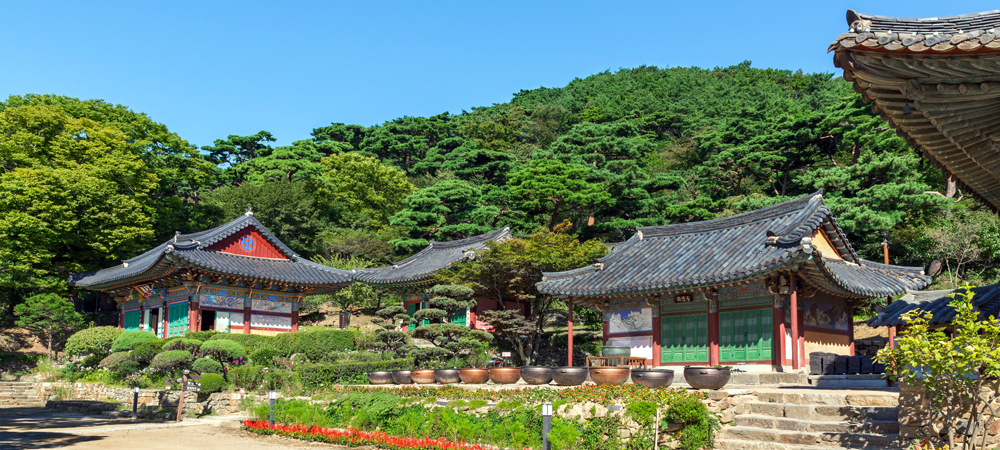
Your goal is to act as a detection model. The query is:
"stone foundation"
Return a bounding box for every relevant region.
[29,381,257,416]
[898,381,1000,446]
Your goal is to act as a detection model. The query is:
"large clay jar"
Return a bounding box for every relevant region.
[434,369,461,384]
[411,369,437,384]
[458,368,490,384]
[631,369,674,388]
[367,371,393,385]
[520,366,553,385]
[590,367,630,385]
[552,366,589,386]
[601,346,631,366]
[683,367,731,390]
[488,367,522,384]
[391,370,412,384]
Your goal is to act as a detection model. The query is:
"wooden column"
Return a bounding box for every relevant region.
[888,325,896,348]
[162,303,169,339]
[567,298,574,367]
[652,314,661,367]
[774,295,785,367]
[291,310,299,332]
[119,305,125,329]
[848,303,855,356]
[708,294,720,367]
[790,273,800,370]
[243,303,252,334]
[189,302,199,333]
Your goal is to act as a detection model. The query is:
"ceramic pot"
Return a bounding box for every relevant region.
[458,368,490,384]
[520,366,553,385]
[601,346,631,366]
[391,370,412,384]
[434,369,461,384]
[590,367,630,385]
[683,367,731,390]
[367,371,393,385]
[551,366,589,386]
[411,369,437,384]
[631,369,674,388]
[488,367,521,384]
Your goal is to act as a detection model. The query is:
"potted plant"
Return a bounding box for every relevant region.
[683,365,731,390]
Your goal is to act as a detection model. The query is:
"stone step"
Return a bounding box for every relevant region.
[734,415,900,434]
[755,391,898,406]
[719,427,905,449]
[743,402,899,422]
[716,438,907,450]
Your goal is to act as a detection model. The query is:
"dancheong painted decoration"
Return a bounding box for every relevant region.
[68,210,351,337]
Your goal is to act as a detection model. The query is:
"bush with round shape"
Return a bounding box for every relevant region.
[99,352,129,370]
[150,350,193,372]
[250,347,281,367]
[127,339,166,366]
[163,338,203,353]
[200,340,247,363]
[209,334,275,354]
[198,372,225,394]
[111,330,157,353]
[65,326,123,358]
[191,357,223,375]
[115,360,141,378]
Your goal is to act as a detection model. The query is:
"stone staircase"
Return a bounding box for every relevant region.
[0,381,44,407]
[717,389,906,450]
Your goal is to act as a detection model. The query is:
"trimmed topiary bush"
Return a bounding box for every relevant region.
[198,372,225,394]
[65,326,123,358]
[99,351,129,369]
[191,357,223,375]
[200,339,247,362]
[116,360,141,378]
[299,330,355,362]
[273,332,301,356]
[111,330,157,353]
[127,339,166,366]
[209,333,276,354]
[150,350,193,372]
[185,330,218,341]
[163,338,203,353]
[295,358,412,388]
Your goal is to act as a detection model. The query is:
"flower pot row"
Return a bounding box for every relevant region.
[366,366,729,388]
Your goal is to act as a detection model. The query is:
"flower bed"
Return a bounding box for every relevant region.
[243,419,493,450]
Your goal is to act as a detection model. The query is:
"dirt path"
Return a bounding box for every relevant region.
[0,407,354,449]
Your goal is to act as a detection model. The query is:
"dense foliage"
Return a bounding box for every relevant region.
[4,62,995,324]
[64,326,123,359]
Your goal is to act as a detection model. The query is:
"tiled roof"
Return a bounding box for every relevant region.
[868,284,1000,327]
[830,9,1000,53]
[537,192,930,299]
[68,214,351,292]
[352,227,511,285]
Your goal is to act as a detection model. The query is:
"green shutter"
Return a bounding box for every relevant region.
[720,312,733,362]
[167,302,189,337]
[451,307,468,326]
[719,308,772,362]
[124,310,141,332]
[660,314,708,363]
[407,303,417,332]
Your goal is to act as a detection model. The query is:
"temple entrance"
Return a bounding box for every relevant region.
[201,310,216,331]
[660,313,709,363]
[719,308,772,363]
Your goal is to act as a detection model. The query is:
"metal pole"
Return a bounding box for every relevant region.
[132,387,139,420]
[542,402,552,450]
[269,390,277,426]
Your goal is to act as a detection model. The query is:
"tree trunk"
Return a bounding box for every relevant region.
[946,175,958,198]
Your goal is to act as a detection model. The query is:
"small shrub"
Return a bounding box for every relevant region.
[665,396,707,424]
[299,330,356,362]
[185,330,218,341]
[200,340,247,362]
[191,357,223,375]
[163,338,203,353]
[115,360,141,378]
[229,365,265,390]
[209,333,276,354]
[274,331,301,356]
[295,358,412,388]
[65,326,123,358]
[111,330,157,352]
[150,350,193,372]
[198,372,225,394]
[80,354,102,369]
[127,339,166,365]
[250,347,281,367]
[549,417,582,450]
[99,352,129,369]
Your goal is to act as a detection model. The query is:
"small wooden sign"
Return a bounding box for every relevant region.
[675,294,693,303]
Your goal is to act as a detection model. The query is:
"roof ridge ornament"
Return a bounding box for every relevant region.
[244,207,253,216]
[637,230,643,241]
[174,231,180,243]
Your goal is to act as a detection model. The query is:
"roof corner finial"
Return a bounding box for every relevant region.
[637,230,644,241]
[244,207,253,216]
[174,231,180,242]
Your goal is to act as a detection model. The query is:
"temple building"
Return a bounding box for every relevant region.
[351,227,519,330]
[536,192,930,371]
[829,9,1000,211]
[868,284,1000,332]
[69,212,351,337]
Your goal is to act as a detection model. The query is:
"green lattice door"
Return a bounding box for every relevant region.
[123,310,141,332]
[167,302,189,337]
[720,308,773,362]
[660,313,708,363]
[407,303,417,331]
[450,307,468,326]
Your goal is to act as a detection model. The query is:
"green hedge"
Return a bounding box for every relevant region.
[295,358,412,388]
[65,326,123,358]
[299,330,356,362]
[127,339,166,365]
[185,330,218,341]
[228,365,265,389]
[111,331,157,352]
[200,339,247,362]
[209,333,275,354]
[163,338,203,353]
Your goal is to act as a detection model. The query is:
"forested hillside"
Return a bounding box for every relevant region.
[1,61,995,322]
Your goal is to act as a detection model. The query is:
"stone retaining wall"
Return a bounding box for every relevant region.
[31,381,259,416]
[898,381,1000,446]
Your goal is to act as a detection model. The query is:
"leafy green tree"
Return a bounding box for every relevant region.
[313,152,414,228]
[202,131,276,186]
[244,140,327,184]
[14,293,84,357]
[507,158,611,230]
[358,114,456,174]
[410,284,491,365]
[413,137,517,185]
[389,179,501,253]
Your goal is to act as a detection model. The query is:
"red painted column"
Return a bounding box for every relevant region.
[567,298,574,367]
[790,273,800,370]
[162,304,169,338]
[652,314,661,368]
[244,303,252,334]
[848,302,856,356]
[291,310,299,332]
[189,302,199,333]
[774,296,785,367]
[119,306,125,329]
[709,296,720,367]
[888,325,897,348]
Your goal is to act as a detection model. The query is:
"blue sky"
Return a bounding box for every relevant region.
[3,1,996,147]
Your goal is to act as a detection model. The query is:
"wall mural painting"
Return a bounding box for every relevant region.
[199,293,246,310]
[608,307,653,334]
[251,314,291,329]
[782,298,849,331]
[252,299,292,314]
